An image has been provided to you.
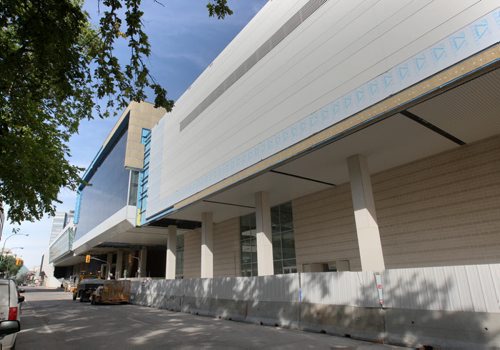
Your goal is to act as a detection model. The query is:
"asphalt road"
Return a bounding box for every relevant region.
[16,287,407,350]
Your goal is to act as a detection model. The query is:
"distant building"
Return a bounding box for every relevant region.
[47,102,167,280]
[66,210,74,228]
[49,211,73,244]
[42,210,75,286]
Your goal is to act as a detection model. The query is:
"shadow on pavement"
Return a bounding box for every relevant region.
[16,289,404,350]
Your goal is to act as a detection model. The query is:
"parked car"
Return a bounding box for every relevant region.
[0,279,24,350]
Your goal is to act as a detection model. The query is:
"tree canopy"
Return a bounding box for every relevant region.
[0,254,23,278]
[0,0,232,224]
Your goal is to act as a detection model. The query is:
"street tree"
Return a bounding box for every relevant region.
[0,255,23,278]
[0,0,232,224]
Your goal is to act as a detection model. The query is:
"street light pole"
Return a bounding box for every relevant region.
[0,228,29,260]
[3,247,24,255]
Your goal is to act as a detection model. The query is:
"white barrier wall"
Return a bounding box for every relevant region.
[134,274,301,304]
[146,1,500,218]
[383,264,500,313]
[131,263,500,313]
[300,271,378,307]
[300,265,500,313]
[130,264,500,347]
[183,278,211,298]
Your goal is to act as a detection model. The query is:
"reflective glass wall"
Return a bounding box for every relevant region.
[128,170,139,206]
[75,130,130,241]
[49,212,67,244]
[49,225,75,263]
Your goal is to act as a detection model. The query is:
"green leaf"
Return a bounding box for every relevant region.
[0,0,232,224]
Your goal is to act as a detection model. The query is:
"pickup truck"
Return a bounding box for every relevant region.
[0,279,23,350]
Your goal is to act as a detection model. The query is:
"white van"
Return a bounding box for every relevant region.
[0,279,23,350]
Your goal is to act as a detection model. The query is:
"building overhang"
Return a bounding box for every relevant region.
[73,206,135,255]
[155,47,500,224]
[52,253,85,267]
[73,206,173,256]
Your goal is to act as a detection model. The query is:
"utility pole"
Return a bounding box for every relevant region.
[1,228,29,257]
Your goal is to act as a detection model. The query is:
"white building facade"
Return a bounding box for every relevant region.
[138,0,500,277]
[52,2,500,347]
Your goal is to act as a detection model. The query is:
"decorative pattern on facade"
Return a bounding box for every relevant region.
[147,8,500,222]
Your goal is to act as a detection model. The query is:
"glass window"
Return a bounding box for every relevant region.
[49,226,72,263]
[176,234,184,279]
[279,202,293,231]
[272,202,297,275]
[240,213,257,276]
[281,231,296,260]
[273,261,283,275]
[272,235,282,261]
[128,170,139,206]
[239,202,297,276]
[271,206,280,233]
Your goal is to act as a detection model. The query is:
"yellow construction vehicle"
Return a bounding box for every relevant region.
[90,280,130,305]
[71,272,102,301]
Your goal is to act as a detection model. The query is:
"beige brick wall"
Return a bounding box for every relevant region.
[213,218,240,277]
[183,229,201,278]
[180,136,500,276]
[374,135,500,268]
[293,184,361,272]
[293,135,500,270]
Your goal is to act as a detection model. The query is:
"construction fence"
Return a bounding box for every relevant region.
[129,264,500,349]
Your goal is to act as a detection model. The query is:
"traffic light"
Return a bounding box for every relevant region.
[15,258,22,266]
[85,255,91,264]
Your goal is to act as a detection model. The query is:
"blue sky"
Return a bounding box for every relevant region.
[2,0,267,269]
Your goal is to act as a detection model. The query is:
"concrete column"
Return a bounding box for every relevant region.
[138,247,148,277]
[201,212,214,278]
[255,191,274,276]
[166,225,177,280]
[106,253,113,279]
[115,250,123,279]
[347,154,385,272]
[123,252,131,278]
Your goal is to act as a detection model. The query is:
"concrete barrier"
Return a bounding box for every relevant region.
[385,308,500,349]
[300,303,385,342]
[209,299,248,321]
[128,265,500,349]
[243,274,300,328]
[246,300,300,328]
[161,279,184,311]
[210,277,249,321]
[181,278,213,316]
